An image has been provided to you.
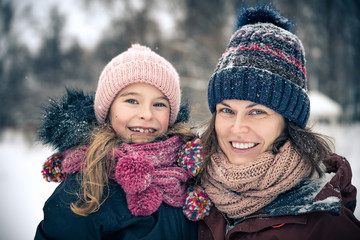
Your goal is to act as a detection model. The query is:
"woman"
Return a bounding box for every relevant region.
[179,5,360,239]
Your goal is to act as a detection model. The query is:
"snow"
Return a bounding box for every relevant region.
[0,130,56,240]
[0,124,359,239]
[317,196,341,204]
[308,90,341,117]
[297,195,341,214]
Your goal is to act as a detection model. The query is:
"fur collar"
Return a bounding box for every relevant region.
[264,173,341,216]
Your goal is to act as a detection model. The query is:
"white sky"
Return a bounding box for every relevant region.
[13,0,113,52]
[12,0,177,53]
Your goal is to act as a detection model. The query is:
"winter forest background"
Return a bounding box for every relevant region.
[0,0,359,239]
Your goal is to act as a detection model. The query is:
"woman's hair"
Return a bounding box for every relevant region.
[199,112,334,184]
[71,121,195,216]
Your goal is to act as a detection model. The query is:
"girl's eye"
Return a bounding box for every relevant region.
[126,99,138,104]
[154,102,167,107]
[219,108,234,114]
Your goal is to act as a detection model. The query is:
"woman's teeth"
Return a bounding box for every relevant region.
[130,127,155,133]
[232,142,258,150]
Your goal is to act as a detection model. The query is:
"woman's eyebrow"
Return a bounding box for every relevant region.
[246,103,259,109]
[219,101,231,108]
[219,101,259,109]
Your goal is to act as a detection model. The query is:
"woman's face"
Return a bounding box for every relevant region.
[215,100,285,165]
[109,83,170,143]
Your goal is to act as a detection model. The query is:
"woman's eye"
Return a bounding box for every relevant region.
[220,108,233,114]
[126,99,138,104]
[250,109,265,115]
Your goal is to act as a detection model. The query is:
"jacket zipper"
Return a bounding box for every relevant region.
[220,212,270,233]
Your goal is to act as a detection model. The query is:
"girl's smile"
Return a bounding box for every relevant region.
[128,127,156,134]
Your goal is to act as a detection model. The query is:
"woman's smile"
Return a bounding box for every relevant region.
[231,141,259,150]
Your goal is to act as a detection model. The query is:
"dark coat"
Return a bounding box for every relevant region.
[35,90,197,240]
[35,173,197,240]
[198,154,360,240]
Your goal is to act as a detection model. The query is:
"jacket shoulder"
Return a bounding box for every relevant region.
[322,153,358,212]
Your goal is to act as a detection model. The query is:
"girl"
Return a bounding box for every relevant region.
[178,5,360,240]
[35,44,197,239]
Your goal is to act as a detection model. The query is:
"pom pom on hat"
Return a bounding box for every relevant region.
[235,4,293,31]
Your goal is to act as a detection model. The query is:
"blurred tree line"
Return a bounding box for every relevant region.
[0,0,359,132]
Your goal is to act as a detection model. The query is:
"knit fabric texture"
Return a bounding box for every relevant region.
[94,44,180,125]
[203,141,311,219]
[207,5,310,128]
[61,136,190,216]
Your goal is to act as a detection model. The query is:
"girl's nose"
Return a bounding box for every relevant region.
[138,105,153,120]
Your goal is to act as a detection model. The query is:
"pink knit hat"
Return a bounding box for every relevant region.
[94,44,180,125]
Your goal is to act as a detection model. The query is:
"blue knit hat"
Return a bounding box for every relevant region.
[208,5,310,128]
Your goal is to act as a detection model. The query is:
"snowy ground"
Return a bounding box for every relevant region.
[0,125,359,240]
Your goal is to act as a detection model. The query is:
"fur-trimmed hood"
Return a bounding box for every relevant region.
[38,89,190,152]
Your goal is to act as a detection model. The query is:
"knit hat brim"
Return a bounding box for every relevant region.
[208,66,310,128]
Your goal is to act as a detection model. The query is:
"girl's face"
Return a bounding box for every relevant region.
[215,100,285,165]
[109,83,170,143]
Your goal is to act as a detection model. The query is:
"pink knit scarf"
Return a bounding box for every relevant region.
[203,141,311,219]
[61,136,191,216]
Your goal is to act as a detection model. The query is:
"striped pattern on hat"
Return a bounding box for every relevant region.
[94,44,180,125]
[207,5,310,128]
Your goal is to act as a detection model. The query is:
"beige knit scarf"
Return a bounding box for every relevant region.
[203,141,311,219]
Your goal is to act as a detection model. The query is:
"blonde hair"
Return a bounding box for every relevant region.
[71,122,195,216]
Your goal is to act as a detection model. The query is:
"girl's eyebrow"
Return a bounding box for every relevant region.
[157,96,169,101]
[117,92,139,98]
[117,92,169,102]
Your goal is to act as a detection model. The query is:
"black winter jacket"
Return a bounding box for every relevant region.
[35,174,197,240]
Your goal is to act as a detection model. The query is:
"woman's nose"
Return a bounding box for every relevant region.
[232,116,250,134]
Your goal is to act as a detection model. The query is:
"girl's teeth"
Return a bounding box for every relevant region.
[232,142,257,149]
[131,127,154,133]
